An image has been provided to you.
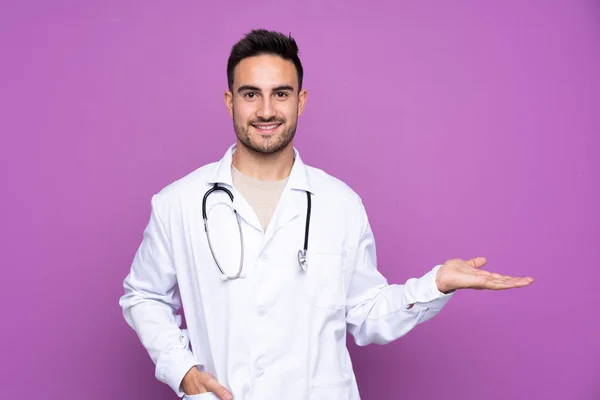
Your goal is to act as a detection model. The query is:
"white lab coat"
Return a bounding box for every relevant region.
[119,144,454,400]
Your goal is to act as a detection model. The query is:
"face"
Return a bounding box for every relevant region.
[225,54,308,155]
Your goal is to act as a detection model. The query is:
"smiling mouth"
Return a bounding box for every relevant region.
[252,123,282,135]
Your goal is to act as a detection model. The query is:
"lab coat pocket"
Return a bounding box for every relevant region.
[184,393,220,400]
[309,377,352,399]
[306,252,346,310]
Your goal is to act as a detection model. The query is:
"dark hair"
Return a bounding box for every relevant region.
[227,29,304,92]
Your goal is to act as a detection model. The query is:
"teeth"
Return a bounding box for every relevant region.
[255,124,278,130]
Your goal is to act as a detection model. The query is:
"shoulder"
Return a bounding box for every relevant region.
[151,162,217,212]
[304,163,371,249]
[304,164,365,213]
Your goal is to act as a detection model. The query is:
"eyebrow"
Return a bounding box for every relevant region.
[237,85,295,94]
[271,85,294,92]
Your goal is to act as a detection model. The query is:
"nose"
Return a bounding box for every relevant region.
[256,97,276,120]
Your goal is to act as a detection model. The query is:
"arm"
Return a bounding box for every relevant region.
[345,202,454,346]
[344,200,534,346]
[119,195,199,396]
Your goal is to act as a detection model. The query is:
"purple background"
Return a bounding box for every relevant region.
[2,0,599,399]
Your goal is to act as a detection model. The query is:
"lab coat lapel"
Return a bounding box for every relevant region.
[207,144,263,232]
[263,187,300,245]
[232,187,263,232]
[262,151,313,247]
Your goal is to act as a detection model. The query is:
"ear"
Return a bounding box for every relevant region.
[224,90,234,118]
[297,89,308,117]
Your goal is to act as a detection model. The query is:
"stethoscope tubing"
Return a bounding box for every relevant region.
[203,183,311,279]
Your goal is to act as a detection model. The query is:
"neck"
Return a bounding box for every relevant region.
[232,141,295,181]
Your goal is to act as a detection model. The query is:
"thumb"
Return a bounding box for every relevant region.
[467,257,487,269]
[205,379,233,400]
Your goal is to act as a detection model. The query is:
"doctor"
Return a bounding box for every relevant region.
[119,29,534,400]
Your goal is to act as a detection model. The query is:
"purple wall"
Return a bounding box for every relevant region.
[2,1,598,399]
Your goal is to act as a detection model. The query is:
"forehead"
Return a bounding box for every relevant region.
[233,54,298,89]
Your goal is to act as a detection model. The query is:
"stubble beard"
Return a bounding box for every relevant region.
[233,111,298,156]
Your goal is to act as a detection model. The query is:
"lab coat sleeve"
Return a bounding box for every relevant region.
[345,201,455,346]
[119,195,199,397]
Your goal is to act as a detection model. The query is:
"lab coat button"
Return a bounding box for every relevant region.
[256,365,264,375]
[258,308,266,316]
[262,254,268,260]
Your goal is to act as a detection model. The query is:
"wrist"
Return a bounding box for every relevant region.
[181,365,202,391]
[435,268,456,294]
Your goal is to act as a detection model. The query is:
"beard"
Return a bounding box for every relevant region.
[233,111,298,155]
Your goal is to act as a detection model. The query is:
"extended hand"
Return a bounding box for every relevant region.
[435,257,534,294]
[181,366,233,400]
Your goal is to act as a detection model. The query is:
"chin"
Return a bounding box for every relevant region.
[250,138,290,155]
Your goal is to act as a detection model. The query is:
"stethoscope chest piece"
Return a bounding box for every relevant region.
[298,249,308,272]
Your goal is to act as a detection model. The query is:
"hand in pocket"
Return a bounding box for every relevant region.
[182,366,232,400]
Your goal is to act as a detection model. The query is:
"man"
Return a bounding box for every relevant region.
[119,29,533,400]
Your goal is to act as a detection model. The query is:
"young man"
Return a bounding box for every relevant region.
[119,29,533,400]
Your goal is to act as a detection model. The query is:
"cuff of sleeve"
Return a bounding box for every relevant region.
[403,264,455,309]
[155,349,201,397]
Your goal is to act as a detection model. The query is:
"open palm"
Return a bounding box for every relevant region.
[435,257,534,294]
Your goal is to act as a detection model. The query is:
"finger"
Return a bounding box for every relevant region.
[488,273,520,282]
[467,257,487,269]
[474,270,514,284]
[205,379,233,400]
[513,276,534,285]
[499,278,532,289]
[490,273,534,283]
[479,268,534,282]
[476,270,504,280]
[479,276,534,290]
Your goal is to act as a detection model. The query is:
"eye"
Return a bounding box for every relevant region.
[275,92,289,99]
[244,92,258,100]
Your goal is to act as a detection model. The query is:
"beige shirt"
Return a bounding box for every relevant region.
[231,165,289,232]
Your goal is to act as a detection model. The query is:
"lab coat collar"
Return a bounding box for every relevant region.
[207,143,315,195]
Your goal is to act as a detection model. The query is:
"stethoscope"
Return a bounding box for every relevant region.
[202,183,312,280]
